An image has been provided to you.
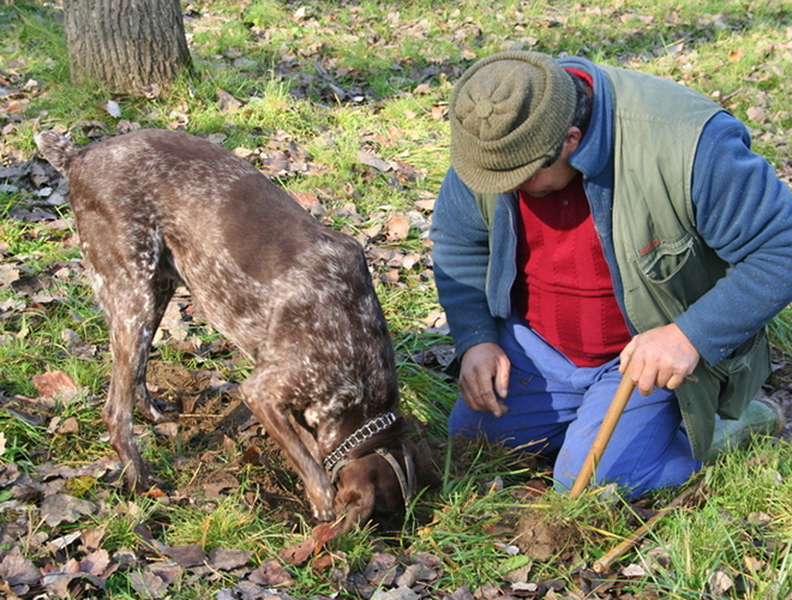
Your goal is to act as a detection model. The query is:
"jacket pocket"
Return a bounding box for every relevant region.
[631,232,720,314]
[634,233,694,283]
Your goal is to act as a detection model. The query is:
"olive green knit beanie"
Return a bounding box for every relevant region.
[449,51,577,194]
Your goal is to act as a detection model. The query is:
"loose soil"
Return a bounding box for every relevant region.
[143,360,314,525]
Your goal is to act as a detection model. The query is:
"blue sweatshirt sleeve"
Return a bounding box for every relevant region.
[675,111,792,364]
[429,167,500,358]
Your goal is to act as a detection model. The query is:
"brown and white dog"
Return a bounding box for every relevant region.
[36,129,436,531]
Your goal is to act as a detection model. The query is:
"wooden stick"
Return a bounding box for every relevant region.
[569,372,635,498]
[592,480,702,573]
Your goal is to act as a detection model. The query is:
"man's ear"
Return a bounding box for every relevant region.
[564,126,582,153]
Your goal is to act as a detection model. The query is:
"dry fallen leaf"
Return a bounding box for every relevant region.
[209,547,253,571]
[217,88,243,114]
[105,99,122,117]
[41,493,98,527]
[278,521,343,566]
[80,526,107,552]
[290,190,322,210]
[164,544,208,568]
[358,149,392,172]
[279,537,315,566]
[32,370,78,398]
[385,214,411,241]
[129,569,169,599]
[414,198,435,212]
[372,585,420,600]
[248,559,294,587]
[46,530,83,553]
[747,105,767,124]
[396,562,437,587]
[5,99,23,113]
[364,552,399,586]
[444,586,475,600]
[154,300,190,344]
[50,415,79,434]
[708,565,734,596]
[0,547,41,588]
[621,563,646,577]
[80,549,111,578]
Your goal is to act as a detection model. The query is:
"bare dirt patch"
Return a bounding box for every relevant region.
[514,511,584,563]
[143,360,314,525]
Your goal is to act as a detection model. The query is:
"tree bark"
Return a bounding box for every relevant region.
[63,0,192,93]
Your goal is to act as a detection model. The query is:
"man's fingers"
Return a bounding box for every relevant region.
[495,357,510,399]
[627,358,655,396]
[459,374,492,411]
[476,369,507,416]
[620,324,700,392]
[619,343,635,374]
[459,371,508,416]
[479,389,507,417]
[631,363,690,394]
[462,386,507,416]
[664,372,688,390]
[458,343,511,417]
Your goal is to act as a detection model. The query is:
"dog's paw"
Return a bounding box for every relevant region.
[309,486,336,522]
[312,506,336,522]
[126,467,153,495]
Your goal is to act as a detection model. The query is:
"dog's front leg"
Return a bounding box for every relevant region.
[240,372,336,521]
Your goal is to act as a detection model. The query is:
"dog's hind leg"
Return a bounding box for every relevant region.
[93,253,177,492]
[132,265,179,424]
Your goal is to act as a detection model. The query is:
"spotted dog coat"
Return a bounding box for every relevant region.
[36,129,435,530]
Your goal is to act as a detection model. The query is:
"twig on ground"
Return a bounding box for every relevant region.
[593,478,704,574]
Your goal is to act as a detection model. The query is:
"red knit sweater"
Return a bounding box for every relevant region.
[513,176,632,366]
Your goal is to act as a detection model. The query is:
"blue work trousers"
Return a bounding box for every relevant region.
[448,316,701,496]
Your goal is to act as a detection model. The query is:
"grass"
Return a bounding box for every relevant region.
[637,442,792,597]
[2,0,792,598]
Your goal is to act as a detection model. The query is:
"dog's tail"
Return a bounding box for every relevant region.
[35,130,78,176]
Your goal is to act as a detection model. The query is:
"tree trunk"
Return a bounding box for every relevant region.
[63,0,192,93]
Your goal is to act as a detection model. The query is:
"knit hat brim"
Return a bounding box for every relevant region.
[449,52,577,194]
[450,147,551,195]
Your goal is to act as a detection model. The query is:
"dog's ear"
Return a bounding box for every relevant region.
[333,453,408,532]
[404,439,442,492]
[333,458,377,529]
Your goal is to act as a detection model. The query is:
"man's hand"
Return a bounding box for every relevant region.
[619,323,700,395]
[459,342,510,417]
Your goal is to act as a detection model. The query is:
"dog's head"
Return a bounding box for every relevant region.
[331,439,439,533]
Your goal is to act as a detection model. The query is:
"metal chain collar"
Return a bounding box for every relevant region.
[323,412,397,472]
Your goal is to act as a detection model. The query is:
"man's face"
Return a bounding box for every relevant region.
[513,157,578,197]
[510,127,581,197]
